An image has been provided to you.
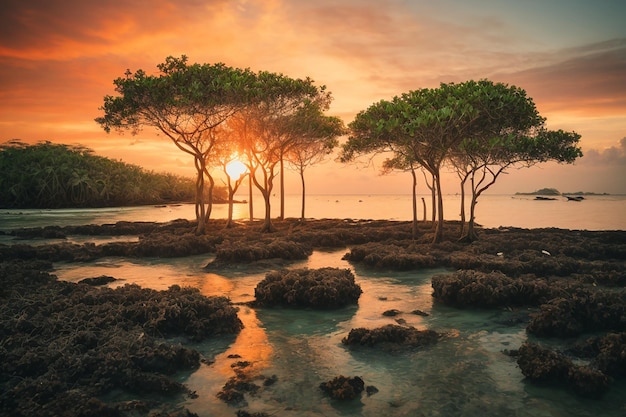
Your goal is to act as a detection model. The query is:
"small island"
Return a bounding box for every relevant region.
[515,187,561,196]
[515,188,610,201]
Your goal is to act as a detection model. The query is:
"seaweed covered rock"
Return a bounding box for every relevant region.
[342,324,440,351]
[527,290,626,337]
[254,267,362,308]
[206,239,312,268]
[567,332,626,380]
[78,275,118,286]
[0,260,241,417]
[431,269,578,308]
[342,241,436,269]
[113,284,243,341]
[516,342,610,398]
[319,376,364,400]
[0,231,219,262]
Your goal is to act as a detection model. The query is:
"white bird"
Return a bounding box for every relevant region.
[541,250,551,256]
[497,252,504,257]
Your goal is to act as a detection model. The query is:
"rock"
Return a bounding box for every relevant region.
[411,309,429,316]
[78,275,118,286]
[319,376,364,400]
[254,267,362,309]
[382,309,401,316]
[342,324,441,351]
[516,342,611,399]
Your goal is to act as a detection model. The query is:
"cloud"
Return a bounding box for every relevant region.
[581,137,626,166]
[495,39,626,116]
[0,0,229,60]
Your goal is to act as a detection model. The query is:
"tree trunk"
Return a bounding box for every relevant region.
[459,176,467,237]
[432,172,444,243]
[464,171,485,242]
[205,172,214,225]
[300,168,306,221]
[431,177,436,226]
[248,173,254,222]
[194,156,206,235]
[421,197,426,222]
[466,192,479,241]
[260,188,275,232]
[226,176,234,228]
[411,167,418,239]
[279,157,285,220]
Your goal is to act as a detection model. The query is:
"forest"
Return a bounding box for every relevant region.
[0,140,200,209]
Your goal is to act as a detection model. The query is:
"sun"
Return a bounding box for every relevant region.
[225,159,248,179]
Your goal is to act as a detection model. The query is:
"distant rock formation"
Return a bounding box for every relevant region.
[515,187,561,196]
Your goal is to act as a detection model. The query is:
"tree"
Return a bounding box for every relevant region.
[285,104,343,220]
[380,154,421,238]
[343,84,476,243]
[233,72,332,232]
[449,80,582,241]
[96,55,257,234]
[342,99,422,238]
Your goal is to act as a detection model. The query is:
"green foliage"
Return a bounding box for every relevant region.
[0,141,195,208]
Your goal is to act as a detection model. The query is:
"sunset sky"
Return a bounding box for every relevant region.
[1,0,625,195]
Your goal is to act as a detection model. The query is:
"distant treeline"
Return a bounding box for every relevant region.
[0,140,202,209]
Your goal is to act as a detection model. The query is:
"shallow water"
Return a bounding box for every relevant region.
[53,250,626,417]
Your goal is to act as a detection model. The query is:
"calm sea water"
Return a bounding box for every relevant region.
[2,195,625,416]
[1,193,625,231]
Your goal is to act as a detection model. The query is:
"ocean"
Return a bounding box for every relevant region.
[1,194,625,416]
[1,193,625,231]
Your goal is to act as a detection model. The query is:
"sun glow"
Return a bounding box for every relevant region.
[225,159,248,179]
